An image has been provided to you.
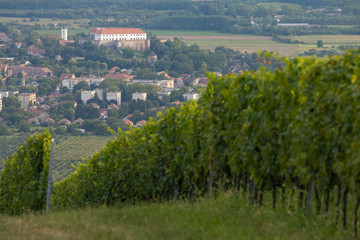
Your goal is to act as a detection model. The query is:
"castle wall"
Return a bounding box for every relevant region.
[116,39,150,51]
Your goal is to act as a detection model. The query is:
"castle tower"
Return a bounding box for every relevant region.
[61,28,68,41]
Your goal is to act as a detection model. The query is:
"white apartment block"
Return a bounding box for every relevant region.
[95,89,103,100]
[132,92,147,101]
[0,91,9,98]
[106,92,121,106]
[81,90,95,104]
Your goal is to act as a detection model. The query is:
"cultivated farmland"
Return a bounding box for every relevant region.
[0,135,113,182]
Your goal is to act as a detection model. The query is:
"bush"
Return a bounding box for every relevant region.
[0,130,51,215]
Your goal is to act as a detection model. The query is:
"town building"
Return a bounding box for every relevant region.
[0,32,10,43]
[81,90,95,104]
[106,92,121,106]
[18,93,36,109]
[132,92,147,101]
[27,45,46,56]
[157,91,171,100]
[7,66,53,78]
[95,89,103,100]
[61,28,68,41]
[83,27,150,51]
[183,93,200,101]
[158,79,174,89]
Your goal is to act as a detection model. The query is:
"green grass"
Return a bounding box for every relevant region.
[0,17,89,28]
[0,192,353,240]
[290,35,360,45]
[147,30,239,36]
[184,38,300,56]
[0,134,113,182]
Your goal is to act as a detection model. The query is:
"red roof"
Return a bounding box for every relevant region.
[124,119,133,125]
[136,120,147,126]
[102,72,133,81]
[59,40,75,46]
[90,27,145,35]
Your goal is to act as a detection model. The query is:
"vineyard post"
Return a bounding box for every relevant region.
[46,138,55,214]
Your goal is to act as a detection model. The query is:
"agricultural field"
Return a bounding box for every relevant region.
[52,135,113,182]
[0,135,113,182]
[150,30,300,56]
[291,34,360,45]
[0,17,89,28]
[35,28,91,36]
[0,134,31,169]
[151,30,360,56]
[290,34,360,53]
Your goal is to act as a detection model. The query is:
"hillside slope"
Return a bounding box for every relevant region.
[0,193,352,240]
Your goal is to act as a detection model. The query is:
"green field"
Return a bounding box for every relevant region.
[291,34,360,45]
[0,192,353,240]
[0,135,113,182]
[35,28,92,36]
[0,17,89,28]
[148,30,360,56]
[52,135,113,182]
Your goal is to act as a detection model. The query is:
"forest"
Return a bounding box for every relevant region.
[0,0,358,35]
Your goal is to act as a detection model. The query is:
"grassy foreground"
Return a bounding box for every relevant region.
[0,192,352,240]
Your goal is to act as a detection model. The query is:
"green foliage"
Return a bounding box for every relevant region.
[30,49,360,234]
[0,130,51,215]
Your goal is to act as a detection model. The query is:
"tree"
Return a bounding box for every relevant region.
[317,40,324,48]
[0,123,11,135]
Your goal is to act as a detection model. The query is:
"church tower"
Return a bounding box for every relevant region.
[61,28,68,40]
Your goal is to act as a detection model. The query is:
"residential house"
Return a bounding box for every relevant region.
[158,79,174,89]
[0,32,10,43]
[37,112,50,120]
[123,119,134,126]
[136,120,147,127]
[60,73,76,80]
[102,71,133,82]
[58,118,71,125]
[27,45,45,56]
[99,110,108,120]
[38,104,51,111]
[107,103,120,110]
[28,118,40,125]
[7,65,53,78]
[59,40,75,46]
[75,118,84,125]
